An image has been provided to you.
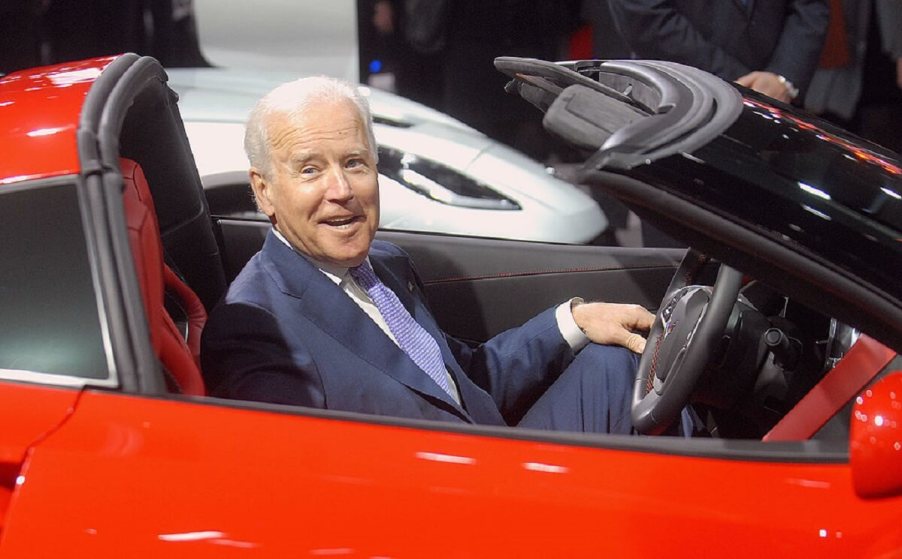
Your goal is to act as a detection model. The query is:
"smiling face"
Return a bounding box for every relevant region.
[250,98,380,268]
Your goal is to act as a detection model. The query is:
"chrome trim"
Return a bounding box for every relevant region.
[0,368,118,388]
[75,173,119,386]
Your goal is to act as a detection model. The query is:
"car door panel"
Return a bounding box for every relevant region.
[0,383,81,534]
[385,230,685,340]
[3,389,899,558]
[215,218,686,340]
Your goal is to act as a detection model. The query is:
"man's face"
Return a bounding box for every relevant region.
[250,99,380,268]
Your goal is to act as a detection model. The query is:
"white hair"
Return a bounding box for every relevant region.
[244,76,378,178]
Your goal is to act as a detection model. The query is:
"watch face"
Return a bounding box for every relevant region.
[777,74,799,99]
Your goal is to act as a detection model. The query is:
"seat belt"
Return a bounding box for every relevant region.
[763,334,896,441]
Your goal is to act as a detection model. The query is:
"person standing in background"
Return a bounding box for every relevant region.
[42,0,209,67]
[357,0,445,109]
[805,0,902,154]
[606,0,828,246]
[436,0,581,159]
[608,0,829,103]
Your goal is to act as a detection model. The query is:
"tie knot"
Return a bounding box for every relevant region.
[349,261,379,291]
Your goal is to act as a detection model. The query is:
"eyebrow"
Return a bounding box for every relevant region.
[290,146,370,164]
[344,148,370,159]
[288,151,319,167]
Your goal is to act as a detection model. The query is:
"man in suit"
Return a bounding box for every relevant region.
[608,0,829,103]
[201,76,654,432]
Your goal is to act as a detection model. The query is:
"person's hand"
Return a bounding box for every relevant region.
[572,302,655,353]
[896,58,902,92]
[736,71,793,103]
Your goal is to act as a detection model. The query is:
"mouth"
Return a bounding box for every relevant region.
[321,215,364,230]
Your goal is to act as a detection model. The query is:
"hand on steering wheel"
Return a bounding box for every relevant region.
[631,249,743,435]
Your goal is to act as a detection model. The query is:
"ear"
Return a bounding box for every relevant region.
[249,167,276,219]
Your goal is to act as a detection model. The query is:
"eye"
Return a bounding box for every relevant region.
[345,158,364,169]
[299,166,318,176]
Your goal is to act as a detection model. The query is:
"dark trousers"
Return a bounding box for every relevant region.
[518,344,638,434]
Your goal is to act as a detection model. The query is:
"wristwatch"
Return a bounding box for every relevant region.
[775,74,799,101]
[570,297,588,334]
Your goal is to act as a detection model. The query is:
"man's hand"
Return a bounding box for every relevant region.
[736,71,793,103]
[572,302,655,354]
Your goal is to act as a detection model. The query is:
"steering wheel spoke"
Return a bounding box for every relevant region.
[631,249,743,435]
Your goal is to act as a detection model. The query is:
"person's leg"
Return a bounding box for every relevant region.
[517,344,637,434]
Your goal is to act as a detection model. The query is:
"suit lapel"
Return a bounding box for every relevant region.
[261,232,471,419]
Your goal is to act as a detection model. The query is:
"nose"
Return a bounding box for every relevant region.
[324,167,354,201]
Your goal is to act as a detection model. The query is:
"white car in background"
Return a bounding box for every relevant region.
[168,68,608,243]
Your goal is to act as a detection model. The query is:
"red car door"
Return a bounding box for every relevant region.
[2,388,900,558]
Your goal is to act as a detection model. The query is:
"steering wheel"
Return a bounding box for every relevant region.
[631,249,743,435]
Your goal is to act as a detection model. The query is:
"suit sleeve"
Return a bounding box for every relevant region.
[608,0,751,80]
[201,301,327,407]
[763,0,829,95]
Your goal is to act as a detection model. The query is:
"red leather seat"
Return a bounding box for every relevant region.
[121,158,206,395]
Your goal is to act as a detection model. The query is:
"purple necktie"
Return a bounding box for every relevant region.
[350,261,454,398]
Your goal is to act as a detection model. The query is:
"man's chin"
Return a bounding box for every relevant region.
[340,253,368,268]
[324,243,371,269]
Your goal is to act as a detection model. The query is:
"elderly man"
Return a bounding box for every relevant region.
[201,76,654,432]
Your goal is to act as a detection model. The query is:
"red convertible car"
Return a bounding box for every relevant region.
[0,54,900,557]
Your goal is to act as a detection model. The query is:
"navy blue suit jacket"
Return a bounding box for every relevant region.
[201,232,575,425]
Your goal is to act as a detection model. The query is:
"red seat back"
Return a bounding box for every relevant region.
[121,158,206,395]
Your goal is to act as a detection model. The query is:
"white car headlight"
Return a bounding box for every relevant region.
[378,148,521,211]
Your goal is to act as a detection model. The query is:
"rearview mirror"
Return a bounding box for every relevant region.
[850,371,902,499]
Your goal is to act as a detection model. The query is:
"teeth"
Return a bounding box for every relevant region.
[326,217,355,227]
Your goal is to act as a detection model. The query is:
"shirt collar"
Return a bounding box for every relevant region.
[272,226,369,285]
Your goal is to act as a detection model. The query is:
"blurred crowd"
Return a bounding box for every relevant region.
[360,0,902,157]
[0,0,208,73]
[3,0,899,159]
[359,0,583,160]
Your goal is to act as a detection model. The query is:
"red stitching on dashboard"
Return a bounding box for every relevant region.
[423,264,675,285]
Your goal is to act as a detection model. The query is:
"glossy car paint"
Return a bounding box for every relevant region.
[625,95,902,303]
[851,372,902,499]
[0,383,81,535]
[2,389,900,558]
[0,56,900,557]
[0,57,115,185]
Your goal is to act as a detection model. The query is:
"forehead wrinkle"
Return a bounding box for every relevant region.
[267,98,367,150]
[268,117,366,162]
